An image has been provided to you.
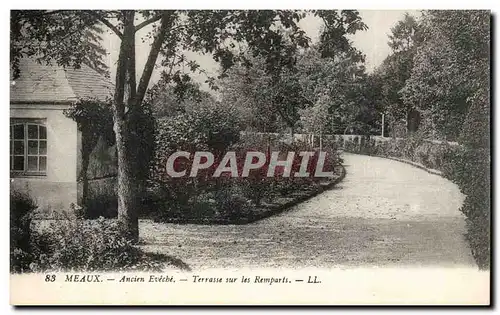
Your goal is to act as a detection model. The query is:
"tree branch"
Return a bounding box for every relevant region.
[126,15,137,106]
[15,10,66,18]
[85,11,123,39]
[135,14,163,32]
[135,13,172,105]
[113,12,135,115]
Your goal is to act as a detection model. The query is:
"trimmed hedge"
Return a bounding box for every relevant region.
[442,147,490,269]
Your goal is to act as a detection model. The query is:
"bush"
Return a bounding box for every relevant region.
[149,102,242,215]
[10,190,175,273]
[147,131,342,223]
[214,184,255,221]
[29,216,168,272]
[148,191,217,222]
[442,147,490,269]
[343,134,460,172]
[85,191,118,219]
[10,189,37,273]
[152,102,241,157]
[11,189,38,223]
[148,183,256,223]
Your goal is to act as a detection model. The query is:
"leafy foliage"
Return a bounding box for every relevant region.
[147,101,242,216]
[152,101,241,157]
[10,188,187,273]
[64,98,114,148]
[221,42,370,135]
[10,189,38,273]
[146,80,214,118]
[372,13,422,136]
[442,147,490,269]
[11,10,109,79]
[400,10,490,141]
[64,98,155,218]
[368,11,490,269]
[299,93,330,135]
[29,216,185,272]
[296,46,372,134]
[219,56,281,132]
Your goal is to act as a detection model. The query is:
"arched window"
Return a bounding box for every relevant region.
[10,120,47,175]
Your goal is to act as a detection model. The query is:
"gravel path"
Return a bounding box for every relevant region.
[141,153,476,270]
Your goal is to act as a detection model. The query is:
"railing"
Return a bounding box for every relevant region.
[240,132,460,147]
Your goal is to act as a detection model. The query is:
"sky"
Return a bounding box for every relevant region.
[102,10,420,89]
[351,10,420,71]
[296,10,420,72]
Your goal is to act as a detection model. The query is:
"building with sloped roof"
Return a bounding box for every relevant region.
[10,57,113,213]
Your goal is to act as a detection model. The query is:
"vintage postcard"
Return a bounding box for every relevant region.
[9,9,491,305]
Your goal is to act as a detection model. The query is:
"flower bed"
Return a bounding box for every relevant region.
[144,164,345,225]
[144,120,345,224]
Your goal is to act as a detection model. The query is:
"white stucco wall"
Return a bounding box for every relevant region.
[10,103,79,212]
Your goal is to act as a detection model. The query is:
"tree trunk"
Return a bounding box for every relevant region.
[115,115,139,242]
[113,10,139,242]
[112,11,170,242]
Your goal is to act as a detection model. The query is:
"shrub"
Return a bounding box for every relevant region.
[236,139,340,204]
[344,134,460,172]
[149,102,242,214]
[148,183,255,223]
[150,192,218,222]
[85,190,118,219]
[442,147,490,269]
[152,102,241,157]
[29,216,168,272]
[10,189,38,273]
[214,184,255,221]
[148,124,342,223]
[11,189,38,223]
[414,142,432,168]
[10,191,176,273]
[343,136,361,152]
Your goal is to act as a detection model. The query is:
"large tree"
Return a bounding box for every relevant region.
[374,13,421,136]
[400,10,490,141]
[11,10,366,241]
[220,38,367,135]
[219,56,280,132]
[296,45,369,134]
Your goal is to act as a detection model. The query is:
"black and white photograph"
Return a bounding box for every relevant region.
[8,6,491,305]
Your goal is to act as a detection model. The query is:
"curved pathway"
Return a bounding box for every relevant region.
[141,153,476,270]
